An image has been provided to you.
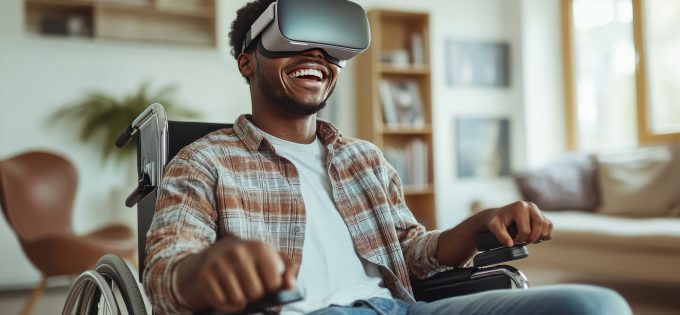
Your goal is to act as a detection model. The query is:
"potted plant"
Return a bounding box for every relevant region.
[50,82,199,163]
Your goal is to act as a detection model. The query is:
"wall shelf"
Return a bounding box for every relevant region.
[24,0,216,46]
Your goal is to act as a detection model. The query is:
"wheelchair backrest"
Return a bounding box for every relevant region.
[121,104,230,279]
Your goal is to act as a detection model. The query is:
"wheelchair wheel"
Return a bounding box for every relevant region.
[62,270,120,315]
[91,254,148,315]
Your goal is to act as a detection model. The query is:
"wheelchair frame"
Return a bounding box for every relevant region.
[63,103,530,314]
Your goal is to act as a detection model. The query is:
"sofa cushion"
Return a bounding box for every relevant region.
[544,211,680,251]
[597,144,680,217]
[513,154,599,211]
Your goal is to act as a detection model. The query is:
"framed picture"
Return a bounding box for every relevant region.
[445,40,510,87]
[455,117,511,178]
[379,79,425,128]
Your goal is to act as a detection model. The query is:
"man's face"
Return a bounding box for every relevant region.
[250,48,340,116]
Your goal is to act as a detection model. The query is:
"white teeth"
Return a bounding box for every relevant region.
[290,68,323,80]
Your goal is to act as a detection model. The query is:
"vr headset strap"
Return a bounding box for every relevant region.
[242,2,277,53]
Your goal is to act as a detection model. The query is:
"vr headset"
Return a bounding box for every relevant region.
[242,0,371,67]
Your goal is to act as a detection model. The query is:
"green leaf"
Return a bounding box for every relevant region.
[47,82,200,165]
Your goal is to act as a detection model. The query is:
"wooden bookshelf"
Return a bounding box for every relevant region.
[356,9,436,230]
[24,0,216,46]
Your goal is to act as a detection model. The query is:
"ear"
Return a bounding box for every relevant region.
[237,52,255,79]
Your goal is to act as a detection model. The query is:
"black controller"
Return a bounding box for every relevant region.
[476,223,521,252]
[472,223,541,267]
[200,289,304,315]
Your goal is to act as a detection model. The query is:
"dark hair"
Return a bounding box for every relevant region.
[228,0,276,60]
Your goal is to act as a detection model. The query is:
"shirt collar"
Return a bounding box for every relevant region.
[233,114,342,152]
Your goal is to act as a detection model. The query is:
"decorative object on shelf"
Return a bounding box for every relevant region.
[380,49,410,67]
[411,32,425,65]
[48,82,198,163]
[445,40,510,87]
[455,117,511,178]
[379,79,425,128]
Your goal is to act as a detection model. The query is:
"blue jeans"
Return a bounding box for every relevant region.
[306,284,632,315]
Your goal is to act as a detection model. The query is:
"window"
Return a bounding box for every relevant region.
[637,0,680,140]
[562,0,680,151]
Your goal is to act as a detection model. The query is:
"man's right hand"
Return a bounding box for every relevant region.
[174,237,296,313]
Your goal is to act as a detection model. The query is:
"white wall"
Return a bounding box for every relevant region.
[429,0,528,228]
[519,0,566,167]
[0,0,566,288]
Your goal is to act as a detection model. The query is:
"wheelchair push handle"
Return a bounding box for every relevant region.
[115,103,168,149]
[115,124,136,149]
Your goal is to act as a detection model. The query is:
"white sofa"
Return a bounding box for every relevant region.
[506,144,680,286]
[514,211,680,286]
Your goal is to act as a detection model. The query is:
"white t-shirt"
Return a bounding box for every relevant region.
[263,133,392,314]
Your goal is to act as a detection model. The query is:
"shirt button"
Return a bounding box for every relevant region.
[294,226,303,234]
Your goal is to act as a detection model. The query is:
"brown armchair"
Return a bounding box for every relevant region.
[0,151,135,315]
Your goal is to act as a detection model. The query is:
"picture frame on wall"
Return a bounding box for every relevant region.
[455,117,511,178]
[445,40,510,87]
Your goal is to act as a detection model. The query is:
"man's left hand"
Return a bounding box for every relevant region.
[480,201,553,248]
[435,201,553,267]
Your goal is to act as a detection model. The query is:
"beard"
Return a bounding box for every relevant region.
[265,86,329,116]
[255,56,334,116]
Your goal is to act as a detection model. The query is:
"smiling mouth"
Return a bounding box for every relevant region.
[288,68,324,82]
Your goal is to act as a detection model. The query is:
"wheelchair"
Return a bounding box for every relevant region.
[62,103,531,314]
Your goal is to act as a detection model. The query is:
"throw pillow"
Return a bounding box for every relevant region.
[597,144,680,217]
[513,154,599,211]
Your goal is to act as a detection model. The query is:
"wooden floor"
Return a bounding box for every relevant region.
[0,270,678,314]
[0,285,73,315]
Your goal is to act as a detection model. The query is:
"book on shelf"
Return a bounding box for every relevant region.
[379,79,425,129]
[384,139,428,188]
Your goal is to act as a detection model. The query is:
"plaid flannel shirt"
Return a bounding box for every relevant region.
[143,115,448,314]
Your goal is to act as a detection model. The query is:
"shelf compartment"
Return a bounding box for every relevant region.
[96,5,214,45]
[25,0,95,37]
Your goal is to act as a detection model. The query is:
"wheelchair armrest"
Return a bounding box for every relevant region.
[412,267,508,302]
[199,288,304,315]
[411,265,528,302]
[411,223,537,302]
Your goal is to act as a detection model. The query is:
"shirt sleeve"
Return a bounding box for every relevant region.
[143,154,219,314]
[384,162,452,280]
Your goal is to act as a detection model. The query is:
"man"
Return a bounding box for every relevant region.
[144,0,631,314]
